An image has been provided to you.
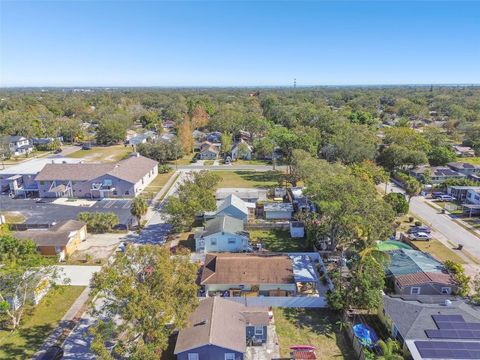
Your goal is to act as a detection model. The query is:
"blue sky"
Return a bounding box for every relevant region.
[1,1,479,86]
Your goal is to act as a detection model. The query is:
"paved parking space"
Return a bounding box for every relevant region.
[0,195,134,226]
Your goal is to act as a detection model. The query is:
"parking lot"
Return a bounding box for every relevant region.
[0,195,134,226]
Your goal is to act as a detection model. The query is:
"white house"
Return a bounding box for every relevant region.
[290,221,305,238]
[264,202,294,220]
[231,139,253,160]
[0,136,33,157]
[216,188,268,204]
[195,215,250,253]
[466,188,480,205]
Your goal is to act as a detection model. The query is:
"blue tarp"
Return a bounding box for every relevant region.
[353,323,379,348]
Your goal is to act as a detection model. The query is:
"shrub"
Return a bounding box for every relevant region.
[408,216,414,223]
[445,260,471,297]
[414,221,422,226]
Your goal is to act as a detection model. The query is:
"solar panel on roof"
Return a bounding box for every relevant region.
[433,315,465,322]
[415,341,480,359]
[426,329,480,340]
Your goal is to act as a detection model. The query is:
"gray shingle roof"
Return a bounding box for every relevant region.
[203,215,245,237]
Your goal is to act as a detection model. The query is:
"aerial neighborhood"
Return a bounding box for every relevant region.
[2,86,480,360]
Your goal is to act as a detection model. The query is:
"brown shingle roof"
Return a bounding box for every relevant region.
[200,253,295,285]
[14,220,86,247]
[174,297,268,355]
[395,271,456,287]
[35,155,158,184]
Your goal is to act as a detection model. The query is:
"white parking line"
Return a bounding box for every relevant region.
[122,201,131,209]
[103,200,115,209]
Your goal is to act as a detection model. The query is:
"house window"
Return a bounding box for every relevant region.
[411,287,421,295]
[441,287,451,294]
[228,238,236,244]
[125,191,130,195]
[225,354,236,360]
[254,326,264,336]
[210,238,217,246]
[40,181,45,185]
[187,354,199,360]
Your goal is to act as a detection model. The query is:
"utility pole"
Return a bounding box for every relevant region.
[293,78,297,89]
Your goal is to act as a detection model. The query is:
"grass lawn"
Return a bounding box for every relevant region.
[458,157,480,165]
[274,308,355,360]
[167,154,195,166]
[140,172,175,201]
[462,217,480,230]
[411,239,466,264]
[204,160,215,166]
[216,170,282,188]
[233,159,271,166]
[0,286,85,360]
[68,145,131,162]
[249,229,308,252]
[0,211,26,224]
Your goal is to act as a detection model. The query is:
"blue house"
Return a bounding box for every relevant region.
[195,215,250,253]
[215,194,251,222]
[174,297,269,360]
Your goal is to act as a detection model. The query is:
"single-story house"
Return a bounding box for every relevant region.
[35,153,158,198]
[290,221,305,238]
[288,187,314,212]
[14,220,87,261]
[447,186,480,203]
[162,120,175,129]
[0,157,82,195]
[216,188,267,204]
[159,133,176,143]
[195,215,250,253]
[410,166,466,184]
[200,253,322,298]
[453,145,476,157]
[263,202,294,220]
[231,139,253,160]
[385,249,457,296]
[192,130,206,141]
[199,142,220,160]
[206,132,222,143]
[126,130,157,146]
[174,297,269,360]
[447,162,480,177]
[466,188,480,205]
[274,188,287,199]
[215,194,252,222]
[0,136,33,157]
[379,295,480,359]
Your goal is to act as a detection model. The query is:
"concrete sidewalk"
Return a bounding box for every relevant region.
[34,287,91,360]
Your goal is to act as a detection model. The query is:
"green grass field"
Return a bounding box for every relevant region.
[216,170,282,188]
[457,157,480,165]
[0,286,85,360]
[68,145,131,162]
[411,239,466,264]
[140,172,175,201]
[249,229,308,252]
[274,308,355,360]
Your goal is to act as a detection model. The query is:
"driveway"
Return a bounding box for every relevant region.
[385,182,480,261]
[56,265,101,286]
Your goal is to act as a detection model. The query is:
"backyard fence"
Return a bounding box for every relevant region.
[246,222,290,230]
[224,296,327,308]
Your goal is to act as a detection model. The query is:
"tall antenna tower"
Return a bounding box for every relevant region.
[293,78,297,89]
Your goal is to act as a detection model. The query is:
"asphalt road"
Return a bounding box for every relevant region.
[177,164,287,172]
[386,182,480,261]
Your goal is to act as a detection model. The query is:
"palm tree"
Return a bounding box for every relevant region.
[376,339,404,360]
[130,197,148,228]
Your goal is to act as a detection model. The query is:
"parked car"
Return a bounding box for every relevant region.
[116,242,127,252]
[408,226,431,234]
[409,232,432,241]
[53,148,62,154]
[437,195,456,201]
[432,191,444,198]
[41,345,63,360]
[81,143,92,150]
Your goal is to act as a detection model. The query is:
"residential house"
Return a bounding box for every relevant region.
[162,120,175,129]
[379,295,480,359]
[0,136,33,157]
[263,202,294,220]
[195,215,250,253]
[385,249,457,296]
[215,194,252,222]
[453,145,476,157]
[14,220,87,261]
[35,154,158,198]
[290,221,305,238]
[0,157,83,196]
[410,166,466,184]
[288,187,314,212]
[199,141,220,160]
[231,139,253,160]
[159,132,176,143]
[216,188,267,204]
[447,186,480,203]
[31,137,62,147]
[206,131,222,143]
[466,188,480,205]
[126,130,157,146]
[200,253,322,297]
[447,162,480,178]
[174,297,269,360]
